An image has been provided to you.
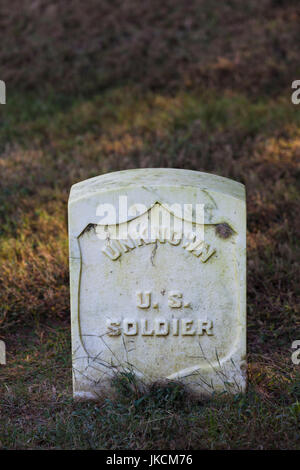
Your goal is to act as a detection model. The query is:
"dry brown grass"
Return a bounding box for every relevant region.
[1,0,299,96]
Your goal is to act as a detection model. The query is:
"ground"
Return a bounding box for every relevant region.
[0,0,300,449]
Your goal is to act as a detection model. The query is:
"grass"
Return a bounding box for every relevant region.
[1,0,300,97]
[0,0,300,450]
[1,325,300,449]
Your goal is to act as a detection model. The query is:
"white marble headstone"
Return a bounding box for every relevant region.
[69,169,246,399]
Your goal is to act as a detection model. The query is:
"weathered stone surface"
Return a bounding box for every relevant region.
[69,169,246,399]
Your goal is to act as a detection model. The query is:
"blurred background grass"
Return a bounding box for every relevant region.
[0,0,299,449]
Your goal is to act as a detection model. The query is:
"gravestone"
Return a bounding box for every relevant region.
[69,169,246,399]
[0,340,5,365]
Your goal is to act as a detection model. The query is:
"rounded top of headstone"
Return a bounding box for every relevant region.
[69,168,245,205]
